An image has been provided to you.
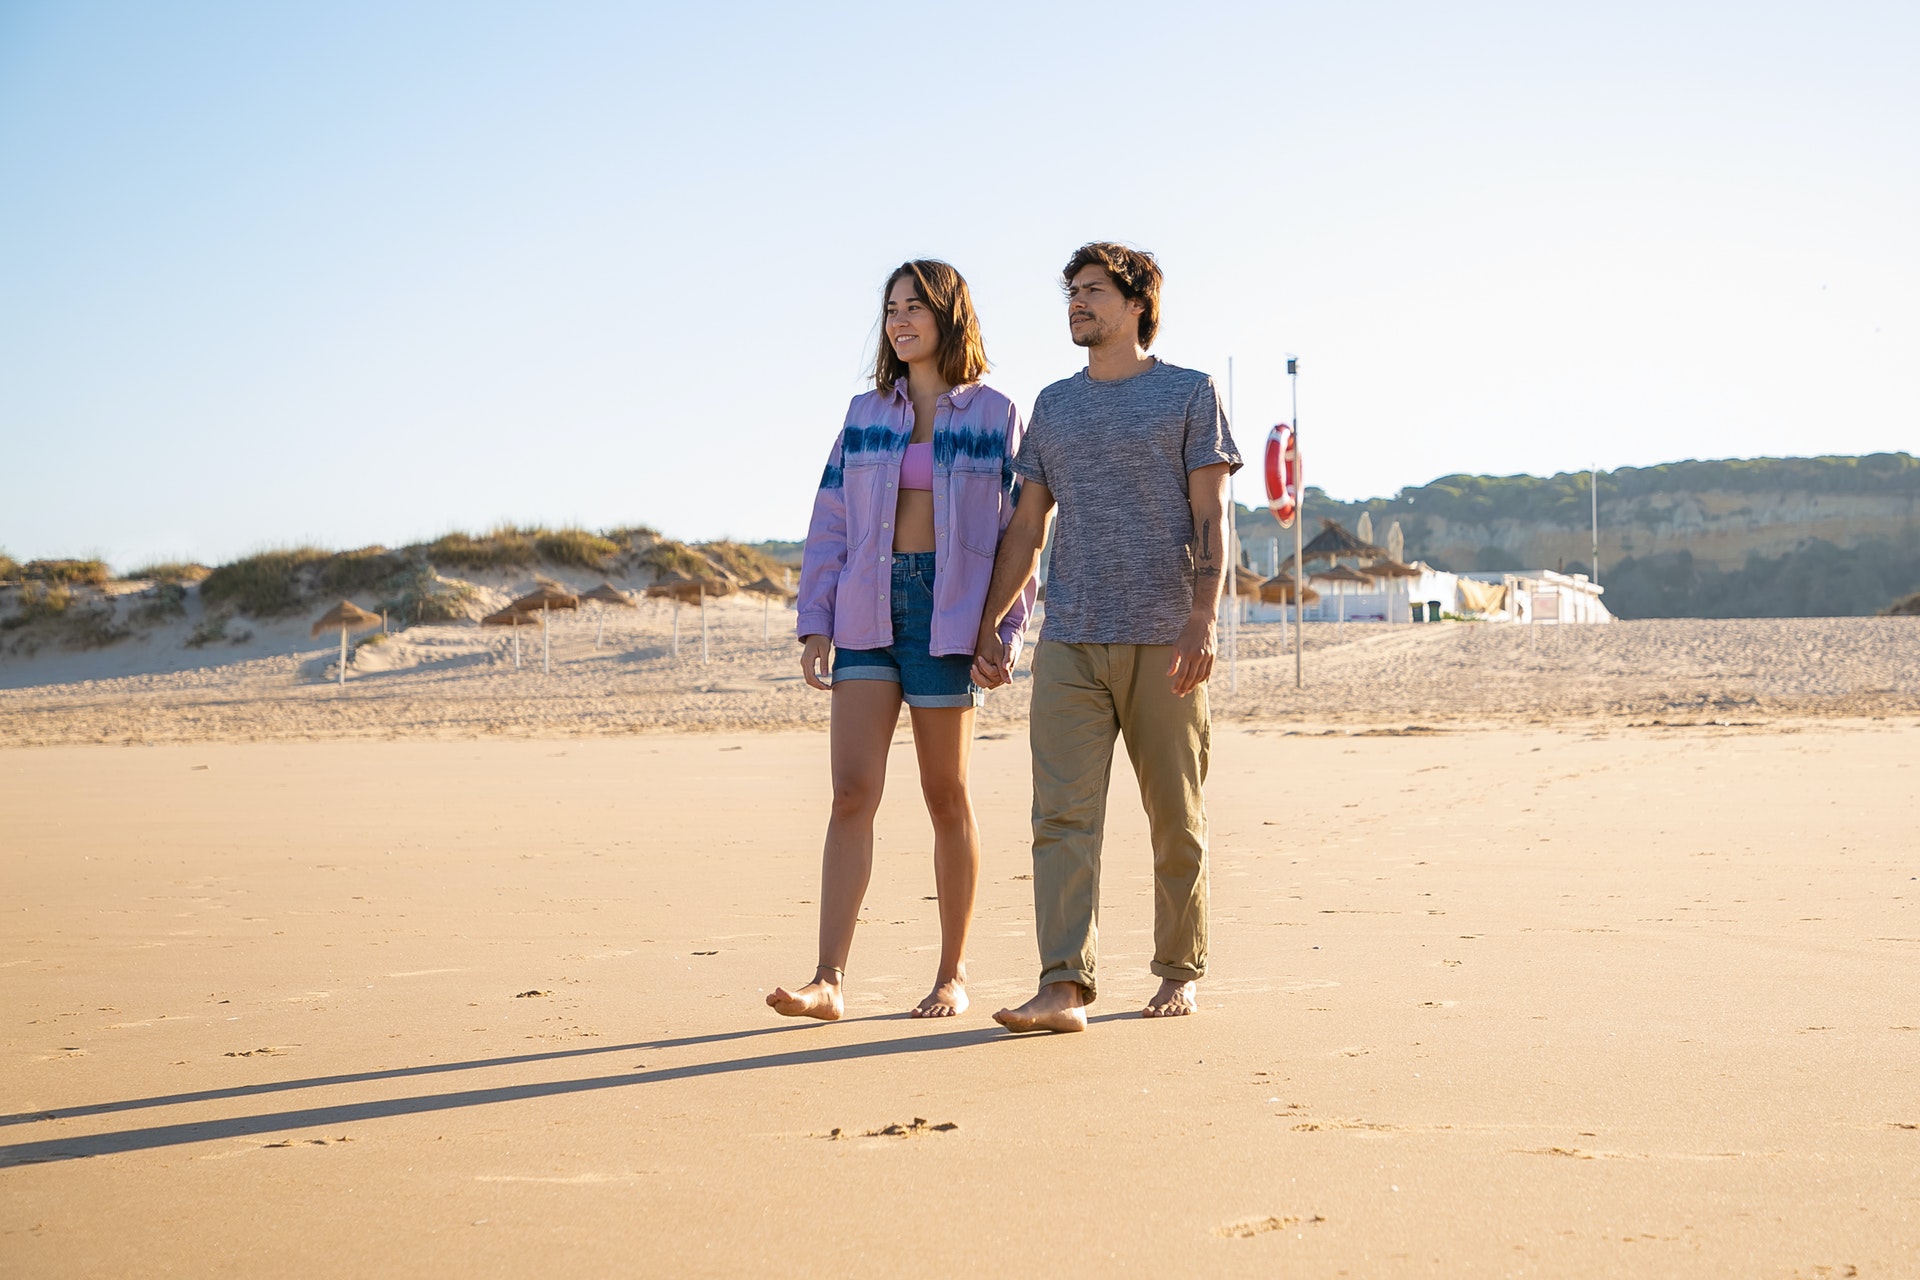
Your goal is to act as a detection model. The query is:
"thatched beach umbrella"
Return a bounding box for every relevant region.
[1311,563,1374,634]
[1359,557,1421,624]
[508,585,578,674]
[645,571,729,662]
[311,600,380,687]
[1257,571,1320,605]
[482,605,542,670]
[742,575,796,644]
[580,583,636,647]
[1289,518,1386,570]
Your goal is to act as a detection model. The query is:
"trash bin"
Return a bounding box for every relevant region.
[1411,602,1426,623]
[1427,600,1443,622]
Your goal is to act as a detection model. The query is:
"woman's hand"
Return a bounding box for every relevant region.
[800,635,833,690]
[971,625,1012,690]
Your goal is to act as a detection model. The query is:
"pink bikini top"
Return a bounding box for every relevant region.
[900,441,934,490]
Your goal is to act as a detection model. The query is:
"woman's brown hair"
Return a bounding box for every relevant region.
[872,259,990,391]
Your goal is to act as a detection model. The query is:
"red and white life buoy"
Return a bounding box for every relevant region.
[1264,423,1300,528]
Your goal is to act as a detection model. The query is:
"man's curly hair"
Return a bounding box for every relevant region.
[1062,242,1163,348]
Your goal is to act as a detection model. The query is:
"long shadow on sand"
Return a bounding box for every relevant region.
[2,1014,1115,1167]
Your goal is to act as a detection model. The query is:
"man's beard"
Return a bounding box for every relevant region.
[1070,316,1115,349]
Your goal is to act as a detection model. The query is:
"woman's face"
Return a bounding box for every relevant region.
[884,276,941,368]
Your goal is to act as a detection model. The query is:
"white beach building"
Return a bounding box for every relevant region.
[1267,565,1611,624]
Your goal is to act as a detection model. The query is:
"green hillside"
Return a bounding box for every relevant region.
[1234,453,1920,619]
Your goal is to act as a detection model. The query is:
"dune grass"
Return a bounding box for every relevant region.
[0,552,19,581]
[127,561,211,585]
[23,558,111,587]
[702,540,786,583]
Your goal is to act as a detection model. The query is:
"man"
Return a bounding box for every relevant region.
[972,242,1239,1033]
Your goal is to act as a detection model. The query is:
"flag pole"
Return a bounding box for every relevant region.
[1226,356,1237,694]
[1290,357,1303,689]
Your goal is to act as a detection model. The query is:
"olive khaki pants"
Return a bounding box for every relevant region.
[1028,641,1210,1002]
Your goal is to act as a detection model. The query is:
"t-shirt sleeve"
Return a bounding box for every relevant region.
[1184,375,1243,475]
[1011,393,1050,487]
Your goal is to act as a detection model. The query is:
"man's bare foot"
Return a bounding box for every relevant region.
[1142,978,1198,1017]
[767,976,843,1021]
[911,977,968,1019]
[993,981,1087,1034]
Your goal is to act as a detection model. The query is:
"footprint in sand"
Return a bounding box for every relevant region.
[1215,1214,1325,1238]
[822,1118,960,1140]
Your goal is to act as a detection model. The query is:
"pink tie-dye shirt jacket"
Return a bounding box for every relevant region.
[796,380,1034,659]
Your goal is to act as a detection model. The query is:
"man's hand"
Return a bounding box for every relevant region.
[1167,612,1216,697]
[972,626,1012,690]
[800,635,832,690]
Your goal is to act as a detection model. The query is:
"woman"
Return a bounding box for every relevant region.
[768,260,1034,1021]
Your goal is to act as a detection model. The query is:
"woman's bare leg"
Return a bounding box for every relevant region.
[768,680,901,1019]
[907,704,977,1018]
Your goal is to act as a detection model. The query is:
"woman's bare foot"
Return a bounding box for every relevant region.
[993,981,1087,1034]
[767,976,844,1021]
[1142,978,1197,1017]
[911,977,968,1018]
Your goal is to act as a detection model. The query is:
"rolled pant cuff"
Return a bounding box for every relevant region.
[1038,967,1096,1003]
[1150,961,1204,983]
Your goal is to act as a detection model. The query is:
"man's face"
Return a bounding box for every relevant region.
[1065,264,1144,350]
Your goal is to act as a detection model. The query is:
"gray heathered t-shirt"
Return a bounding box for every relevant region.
[1013,359,1242,645]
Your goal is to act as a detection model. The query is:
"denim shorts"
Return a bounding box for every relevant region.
[831,552,983,709]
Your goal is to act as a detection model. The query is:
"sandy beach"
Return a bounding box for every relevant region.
[4,653,1918,1275]
[3,610,1918,744]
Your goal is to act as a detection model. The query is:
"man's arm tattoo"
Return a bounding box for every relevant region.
[1193,516,1224,600]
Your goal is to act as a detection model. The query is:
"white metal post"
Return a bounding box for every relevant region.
[1226,356,1237,693]
[1291,357,1304,689]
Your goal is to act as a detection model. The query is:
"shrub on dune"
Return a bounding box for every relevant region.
[23,558,110,587]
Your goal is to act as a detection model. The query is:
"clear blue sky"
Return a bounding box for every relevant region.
[3,2,1915,569]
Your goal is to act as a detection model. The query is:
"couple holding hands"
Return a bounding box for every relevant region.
[768,243,1240,1034]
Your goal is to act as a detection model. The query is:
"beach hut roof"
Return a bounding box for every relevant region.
[310,600,380,638]
[1360,558,1421,578]
[481,606,543,627]
[509,585,579,613]
[1311,564,1375,584]
[1293,519,1386,565]
[581,583,637,607]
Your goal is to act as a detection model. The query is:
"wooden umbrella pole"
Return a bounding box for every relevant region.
[672,600,681,658]
[763,594,770,644]
[597,609,604,647]
[700,585,709,664]
[543,604,551,674]
[338,627,347,687]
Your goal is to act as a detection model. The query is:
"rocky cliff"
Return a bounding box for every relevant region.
[1235,454,1920,618]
